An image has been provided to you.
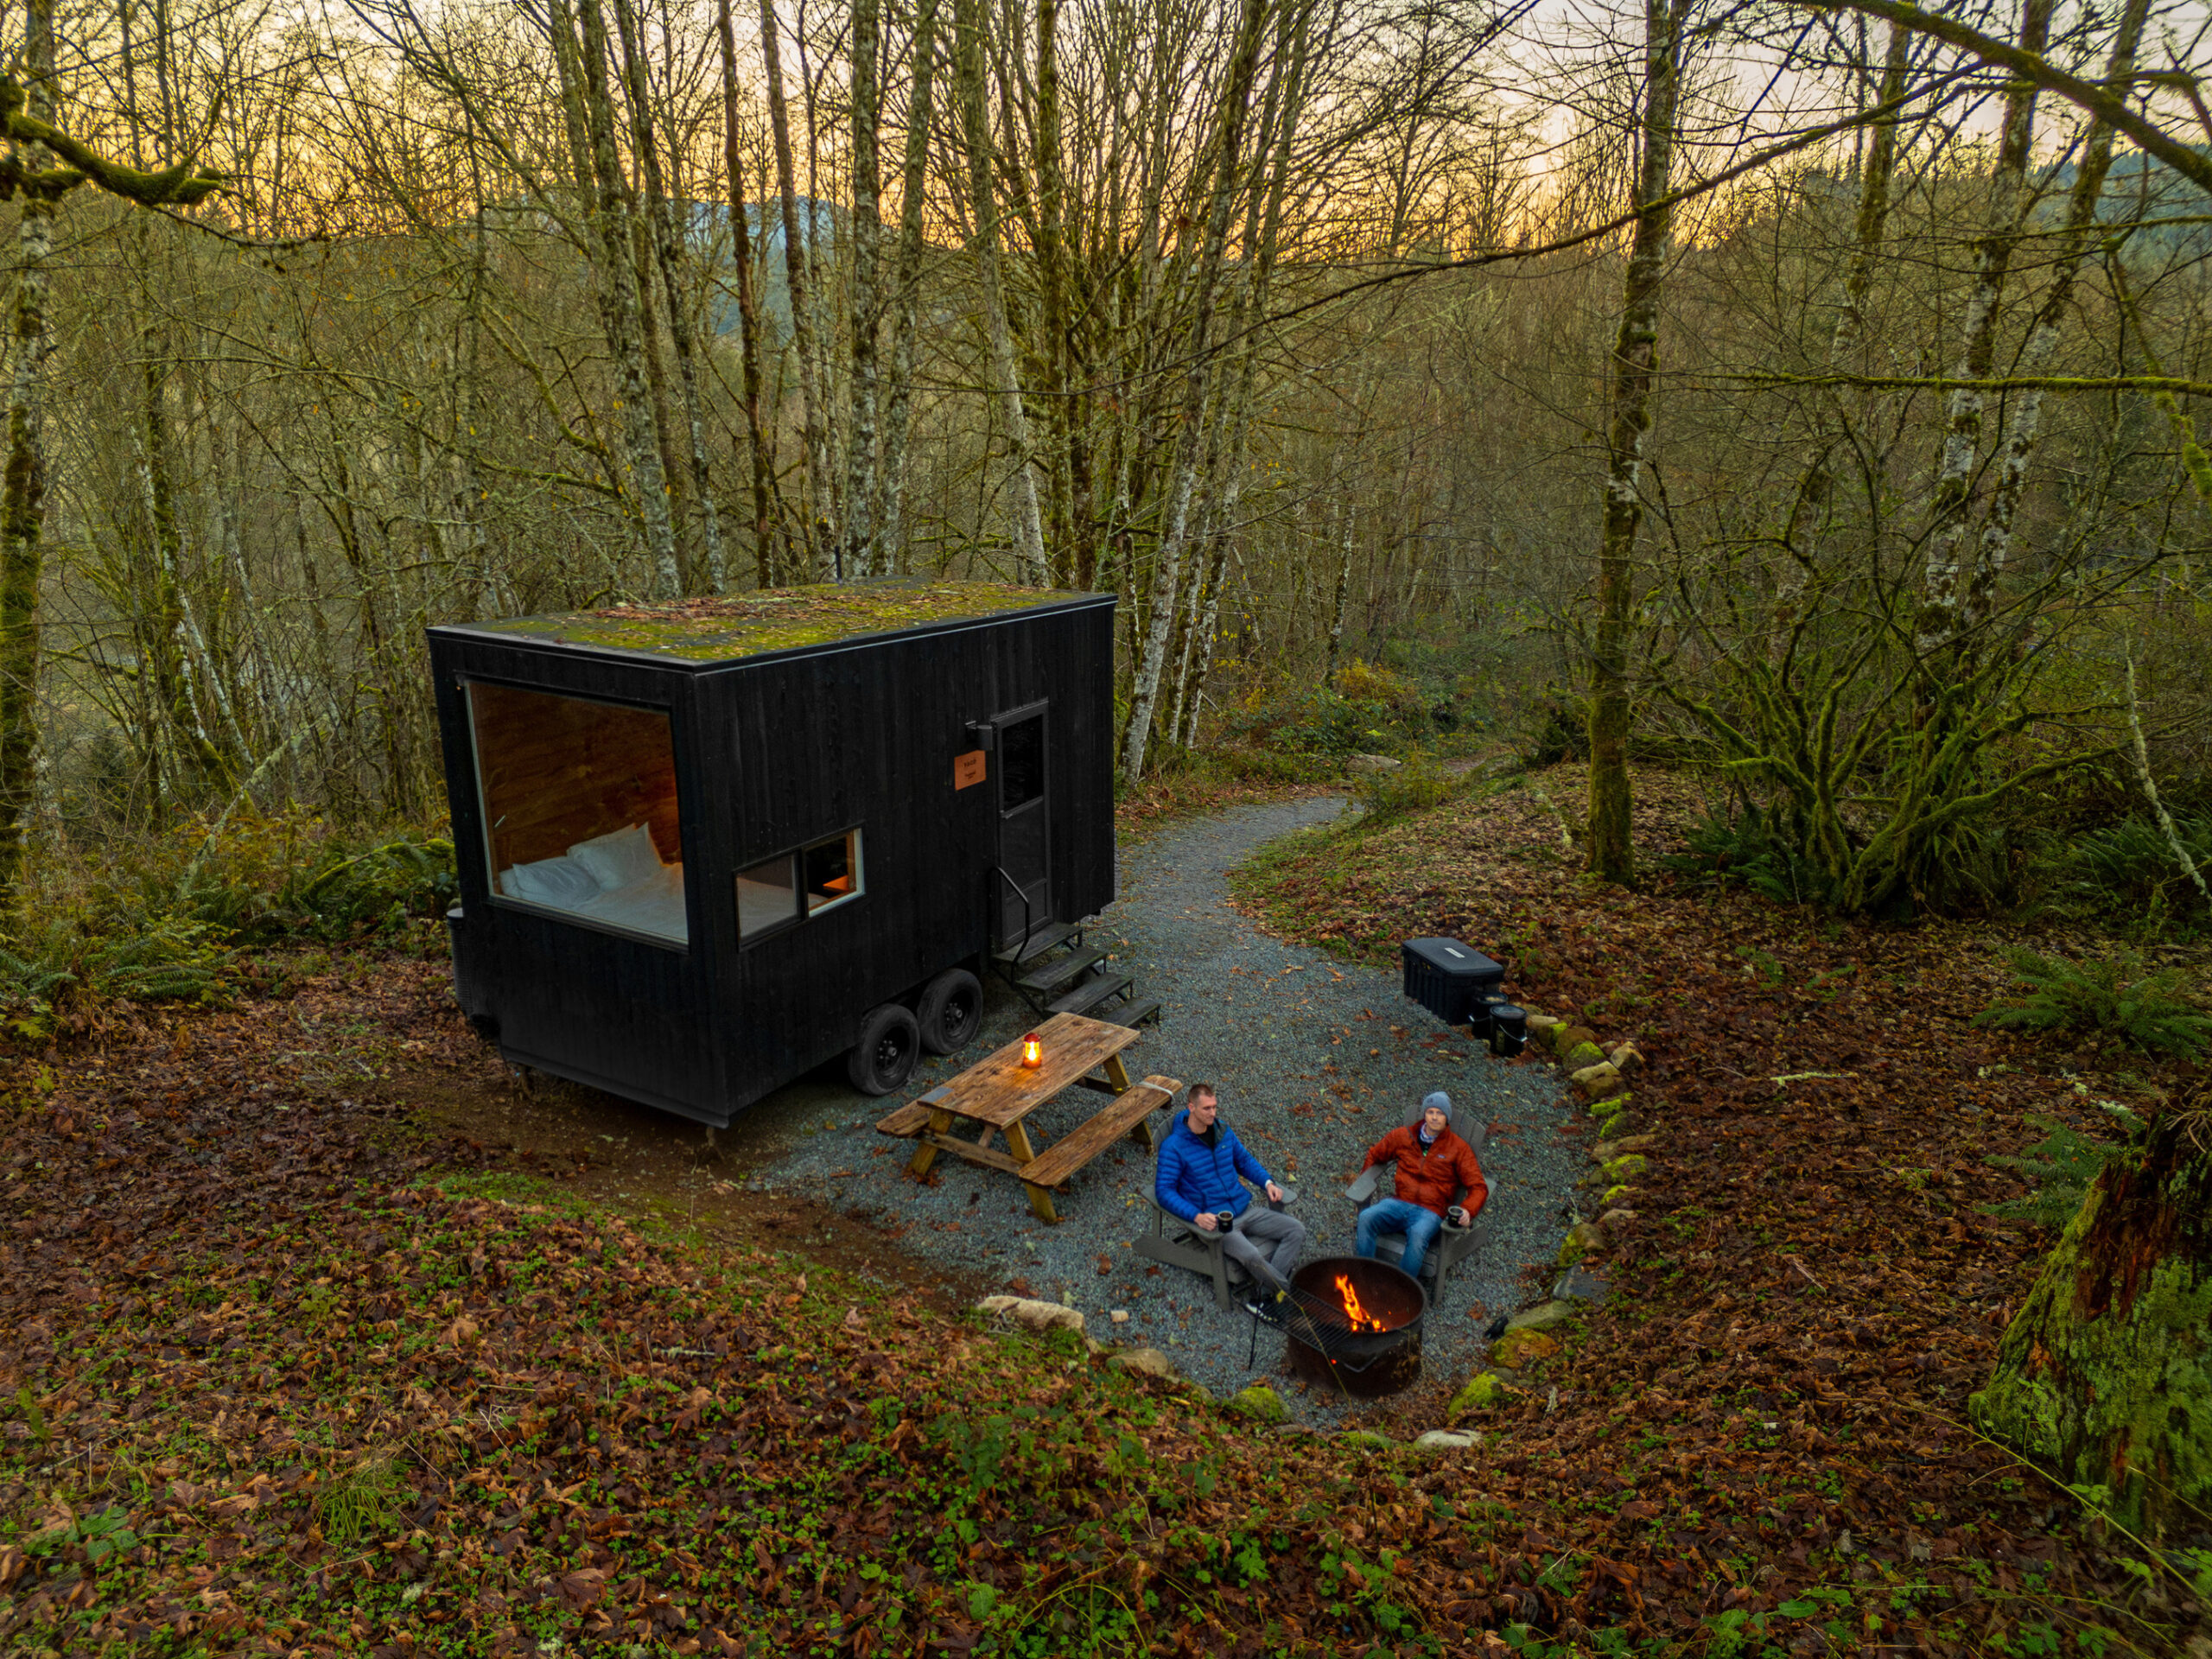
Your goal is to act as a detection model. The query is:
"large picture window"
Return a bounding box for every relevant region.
[737,829,864,943]
[467,683,688,945]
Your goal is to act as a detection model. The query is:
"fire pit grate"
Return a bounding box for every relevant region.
[1244,1255,1428,1399]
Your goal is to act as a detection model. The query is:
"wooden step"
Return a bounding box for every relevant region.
[993,919,1081,967]
[1016,946,1106,996]
[1021,1074,1182,1191]
[1101,997,1161,1030]
[1046,971,1133,1018]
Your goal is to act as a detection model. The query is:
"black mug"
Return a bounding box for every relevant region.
[1215,1210,1236,1234]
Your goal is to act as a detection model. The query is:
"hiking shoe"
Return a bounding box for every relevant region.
[1244,1289,1292,1325]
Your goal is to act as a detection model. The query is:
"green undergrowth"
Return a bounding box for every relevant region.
[0,1169,1486,1657]
[1973,947,2212,1060]
[0,810,455,1036]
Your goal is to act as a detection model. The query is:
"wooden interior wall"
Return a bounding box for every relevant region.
[468,683,683,872]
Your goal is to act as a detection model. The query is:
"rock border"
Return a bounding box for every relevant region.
[1444,1007,1650,1421]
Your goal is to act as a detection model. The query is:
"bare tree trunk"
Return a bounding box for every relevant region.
[1325,493,1353,677]
[0,0,56,906]
[1116,0,1270,785]
[1965,0,2147,635]
[954,0,1046,584]
[1772,18,1910,655]
[843,0,884,576]
[1914,0,2053,658]
[878,0,939,571]
[760,0,834,576]
[630,213,694,583]
[613,0,728,593]
[717,0,780,588]
[1586,0,1681,887]
[551,0,683,598]
[1032,0,1076,585]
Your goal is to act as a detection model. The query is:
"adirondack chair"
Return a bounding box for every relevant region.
[1135,1118,1297,1311]
[1347,1105,1487,1300]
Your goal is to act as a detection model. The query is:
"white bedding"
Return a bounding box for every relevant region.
[571,861,688,942]
[499,855,688,944]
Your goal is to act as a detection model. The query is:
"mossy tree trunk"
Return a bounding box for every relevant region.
[1585,0,1679,887]
[1971,1110,2212,1541]
[0,0,56,909]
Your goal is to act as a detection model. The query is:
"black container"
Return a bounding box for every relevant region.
[1488,1003,1528,1058]
[1465,990,1512,1040]
[1401,938,1504,1027]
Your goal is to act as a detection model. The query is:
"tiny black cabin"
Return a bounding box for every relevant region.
[427,581,1118,1127]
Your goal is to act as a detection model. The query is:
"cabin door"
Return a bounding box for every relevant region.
[991,701,1050,951]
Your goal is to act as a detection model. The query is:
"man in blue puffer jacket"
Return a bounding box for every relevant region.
[1154,1083,1306,1294]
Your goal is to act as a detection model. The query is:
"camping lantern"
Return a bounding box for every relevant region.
[1020,1032,1044,1069]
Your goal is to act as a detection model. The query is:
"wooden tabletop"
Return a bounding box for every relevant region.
[909,1011,1142,1129]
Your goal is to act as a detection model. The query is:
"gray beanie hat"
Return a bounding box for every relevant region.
[1422,1090,1452,1121]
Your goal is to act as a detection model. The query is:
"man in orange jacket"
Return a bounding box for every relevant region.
[1354,1091,1487,1281]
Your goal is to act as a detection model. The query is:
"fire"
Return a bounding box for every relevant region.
[1332,1273,1385,1333]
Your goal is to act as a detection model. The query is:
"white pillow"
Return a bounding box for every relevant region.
[502,855,602,908]
[569,823,664,891]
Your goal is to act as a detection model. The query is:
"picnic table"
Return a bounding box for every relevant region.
[874,1011,1181,1224]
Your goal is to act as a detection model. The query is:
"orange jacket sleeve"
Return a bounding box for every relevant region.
[1362,1124,1414,1170]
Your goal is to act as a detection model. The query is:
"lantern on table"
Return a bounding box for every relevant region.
[1020,1032,1044,1069]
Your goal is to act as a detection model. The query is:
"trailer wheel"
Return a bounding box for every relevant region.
[916,969,983,1055]
[848,1002,921,1096]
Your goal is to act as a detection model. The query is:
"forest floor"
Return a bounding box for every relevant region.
[1,761,2205,1657]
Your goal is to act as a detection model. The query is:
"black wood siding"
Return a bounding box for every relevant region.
[429,594,1116,1126]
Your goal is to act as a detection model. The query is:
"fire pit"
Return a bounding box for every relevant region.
[1282,1255,1427,1399]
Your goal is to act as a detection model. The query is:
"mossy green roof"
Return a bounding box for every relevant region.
[458,580,1094,664]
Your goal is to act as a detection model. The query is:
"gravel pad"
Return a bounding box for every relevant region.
[753,797,1582,1423]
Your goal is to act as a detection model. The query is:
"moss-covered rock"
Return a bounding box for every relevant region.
[1490,1327,1560,1367]
[1342,1428,1395,1450]
[1601,1183,1636,1207]
[1228,1384,1287,1424]
[1506,1300,1577,1332]
[1562,1041,1607,1069]
[1558,1222,1607,1264]
[1588,1093,1632,1119]
[1450,1372,1512,1414]
[1600,1154,1648,1183]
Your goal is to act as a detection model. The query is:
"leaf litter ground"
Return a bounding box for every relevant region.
[2,766,2206,1655]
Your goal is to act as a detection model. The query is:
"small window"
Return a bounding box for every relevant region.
[735,855,800,939]
[804,830,863,914]
[1000,715,1045,812]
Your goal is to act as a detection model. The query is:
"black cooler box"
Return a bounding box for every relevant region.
[1401,938,1505,1027]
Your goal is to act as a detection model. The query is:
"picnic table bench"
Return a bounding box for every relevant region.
[874,1011,1179,1224]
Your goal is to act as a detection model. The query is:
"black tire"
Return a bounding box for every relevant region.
[916,968,983,1055]
[847,1002,921,1096]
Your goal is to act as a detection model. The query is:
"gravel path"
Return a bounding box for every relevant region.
[753,797,1582,1423]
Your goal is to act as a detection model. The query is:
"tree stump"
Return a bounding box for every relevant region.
[1970,1104,2212,1540]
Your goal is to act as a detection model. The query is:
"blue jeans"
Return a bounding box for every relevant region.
[1356,1198,1444,1280]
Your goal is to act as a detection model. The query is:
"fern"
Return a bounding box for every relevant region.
[1974,946,2212,1060]
[1982,1113,2132,1229]
[1659,806,1837,906]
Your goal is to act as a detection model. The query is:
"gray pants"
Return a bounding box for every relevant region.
[1223,1206,1306,1292]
